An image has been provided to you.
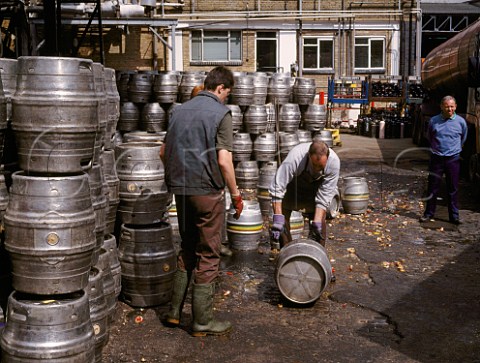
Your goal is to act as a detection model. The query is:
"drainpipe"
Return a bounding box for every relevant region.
[415,0,422,77]
[153,30,158,70]
[298,0,303,77]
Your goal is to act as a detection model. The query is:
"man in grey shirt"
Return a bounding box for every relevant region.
[269,140,340,248]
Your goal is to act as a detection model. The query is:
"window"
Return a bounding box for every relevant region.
[256,32,277,72]
[191,30,242,64]
[303,37,334,70]
[355,37,385,71]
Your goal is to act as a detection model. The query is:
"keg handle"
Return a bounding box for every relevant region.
[40,256,67,265]
[79,60,93,73]
[81,159,93,172]
[121,229,133,240]
[10,308,28,322]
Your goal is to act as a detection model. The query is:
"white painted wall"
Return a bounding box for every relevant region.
[390,26,401,75]
[170,29,184,71]
[278,30,297,74]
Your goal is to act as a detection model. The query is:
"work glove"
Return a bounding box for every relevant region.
[270,214,286,241]
[231,193,243,220]
[310,221,324,243]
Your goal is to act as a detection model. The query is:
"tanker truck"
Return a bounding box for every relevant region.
[412,18,480,190]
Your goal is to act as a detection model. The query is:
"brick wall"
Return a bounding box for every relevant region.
[77,0,417,76]
[178,0,413,13]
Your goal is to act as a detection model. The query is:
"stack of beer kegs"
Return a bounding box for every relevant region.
[0,56,123,362]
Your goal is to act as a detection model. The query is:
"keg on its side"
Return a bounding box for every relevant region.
[0,290,96,362]
[4,172,96,295]
[275,238,332,304]
[118,222,176,307]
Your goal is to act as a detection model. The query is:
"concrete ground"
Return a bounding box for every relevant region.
[100,134,480,363]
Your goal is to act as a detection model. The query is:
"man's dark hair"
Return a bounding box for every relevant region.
[308,140,330,157]
[204,66,235,91]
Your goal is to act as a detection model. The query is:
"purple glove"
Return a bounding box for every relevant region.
[271,214,285,241]
[310,221,324,242]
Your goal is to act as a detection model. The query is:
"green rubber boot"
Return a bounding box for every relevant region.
[165,269,189,326]
[191,282,232,337]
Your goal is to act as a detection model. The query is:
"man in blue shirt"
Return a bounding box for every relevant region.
[420,95,468,224]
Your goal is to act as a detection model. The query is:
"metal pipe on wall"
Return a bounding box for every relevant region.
[415,2,422,77]
[152,29,158,70]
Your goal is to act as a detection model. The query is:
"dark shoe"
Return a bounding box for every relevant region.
[220,244,233,257]
[165,270,190,327]
[450,219,462,225]
[191,282,232,337]
[419,215,433,223]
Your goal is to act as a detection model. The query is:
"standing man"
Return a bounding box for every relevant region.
[420,95,467,224]
[160,66,243,336]
[269,140,340,248]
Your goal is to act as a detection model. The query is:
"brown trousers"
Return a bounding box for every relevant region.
[174,193,224,284]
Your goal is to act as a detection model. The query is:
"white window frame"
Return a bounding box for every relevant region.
[190,30,242,65]
[354,37,386,72]
[302,36,334,71]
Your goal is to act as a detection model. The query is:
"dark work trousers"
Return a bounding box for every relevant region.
[278,166,327,247]
[424,153,460,220]
[175,193,224,284]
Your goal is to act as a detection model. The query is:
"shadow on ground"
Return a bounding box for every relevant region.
[357,242,480,363]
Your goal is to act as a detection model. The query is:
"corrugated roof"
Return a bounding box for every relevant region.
[421,2,480,14]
